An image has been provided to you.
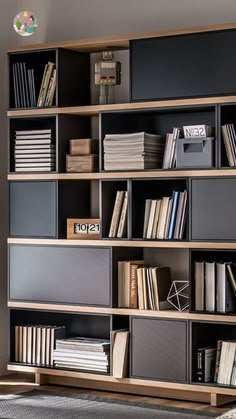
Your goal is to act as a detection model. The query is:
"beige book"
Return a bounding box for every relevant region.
[146,200,157,239]
[37,63,48,107]
[179,191,187,239]
[41,327,47,366]
[19,326,23,363]
[150,269,159,310]
[222,125,234,167]
[39,62,55,107]
[195,261,205,311]
[45,328,51,366]
[15,326,19,362]
[36,327,42,365]
[26,326,33,364]
[118,261,125,307]
[157,197,170,239]
[50,328,55,367]
[109,191,124,238]
[112,330,129,378]
[143,199,152,238]
[117,191,128,238]
[45,69,56,107]
[137,268,144,310]
[32,326,37,365]
[142,267,148,310]
[151,199,161,239]
[22,326,27,363]
[48,69,57,106]
[205,261,215,312]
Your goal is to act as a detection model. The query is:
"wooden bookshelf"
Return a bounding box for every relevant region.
[7,24,236,407]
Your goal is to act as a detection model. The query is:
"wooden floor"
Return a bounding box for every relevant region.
[0,373,234,416]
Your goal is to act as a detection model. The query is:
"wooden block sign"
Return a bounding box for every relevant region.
[67,218,101,240]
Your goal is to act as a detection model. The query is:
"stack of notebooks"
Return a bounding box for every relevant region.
[221,123,236,167]
[14,325,65,366]
[53,337,110,373]
[103,132,164,170]
[14,129,56,172]
[118,260,172,310]
[12,62,36,108]
[109,190,128,238]
[37,62,57,107]
[143,190,187,240]
[195,261,236,313]
[196,340,236,385]
[162,127,181,169]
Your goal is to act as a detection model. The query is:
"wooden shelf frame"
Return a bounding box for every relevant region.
[7,301,236,323]
[7,169,236,181]
[7,95,236,117]
[7,237,236,249]
[7,22,236,53]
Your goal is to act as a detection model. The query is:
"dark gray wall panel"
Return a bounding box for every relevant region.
[10,181,57,238]
[9,245,111,306]
[131,317,187,382]
[191,178,236,240]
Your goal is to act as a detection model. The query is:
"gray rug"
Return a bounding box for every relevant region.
[0,390,219,418]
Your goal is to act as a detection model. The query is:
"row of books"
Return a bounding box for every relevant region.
[196,340,236,385]
[53,337,110,373]
[37,62,56,107]
[118,260,172,310]
[109,190,128,238]
[15,325,65,366]
[195,261,236,313]
[12,62,36,108]
[143,191,187,240]
[103,132,164,171]
[14,129,56,172]
[222,123,236,167]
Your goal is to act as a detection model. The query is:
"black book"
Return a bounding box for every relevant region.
[196,347,216,383]
[15,64,21,107]
[12,64,19,108]
[18,63,26,108]
[23,63,30,107]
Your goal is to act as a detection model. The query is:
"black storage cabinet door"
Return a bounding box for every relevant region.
[130,317,188,382]
[191,178,236,241]
[9,181,57,238]
[9,245,111,306]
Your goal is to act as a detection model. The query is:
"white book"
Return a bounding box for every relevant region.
[173,192,185,239]
[15,129,52,135]
[146,200,157,239]
[117,191,128,238]
[164,198,173,239]
[157,197,170,239]
[15,167,55,172]
[143,199,152,238]
[205,262,215,312]
[109,191,125,238]
[15,139,52,145]
[151,200,161,239]
[137,268,144,310]
[195,262,204,311]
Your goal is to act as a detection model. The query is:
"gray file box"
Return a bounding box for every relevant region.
[176,137,214,168]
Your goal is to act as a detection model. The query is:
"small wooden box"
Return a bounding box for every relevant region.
[67,218,101,239]
[66,155,98,172]
[70,139,99,155]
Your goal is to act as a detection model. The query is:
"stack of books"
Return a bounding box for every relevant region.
[195,261,236,313]
[118,260,172,310]
[221,124,236,167]
[103,132,164,171]
[162,127,181,169]
[12,62,36,108]
[14,325,65,366]
[37,62,56,107]
[196,340,236,385]
[143,190,187,240]
[53,337,110,373]
[14,129,56,172]
[109,190,128,238]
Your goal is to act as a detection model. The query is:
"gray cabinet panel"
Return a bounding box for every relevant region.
[191,178,236,240]
[9,245,111,306]
[10,181,57,237]
[131,317,187,382]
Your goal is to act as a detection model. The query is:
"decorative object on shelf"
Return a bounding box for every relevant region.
[67,218,101,240]
[66,138,99,172]
[13,11,38,37]
[167,281,189,311]
[95,51,121,104]
[176,137,214,169]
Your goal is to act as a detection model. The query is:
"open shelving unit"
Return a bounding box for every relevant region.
[7,22,236,407]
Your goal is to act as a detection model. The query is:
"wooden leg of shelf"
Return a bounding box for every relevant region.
[35,373,48,386]
[210,393,236,407]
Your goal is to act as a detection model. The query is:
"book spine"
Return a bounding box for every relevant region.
[196,349,205,382]
[214,340,222,382]
[130,264,138,309]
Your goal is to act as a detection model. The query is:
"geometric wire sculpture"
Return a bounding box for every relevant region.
[167,281,189,312]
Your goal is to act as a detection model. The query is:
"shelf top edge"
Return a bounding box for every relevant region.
[7,95,236,117]
[7,22,236,53]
